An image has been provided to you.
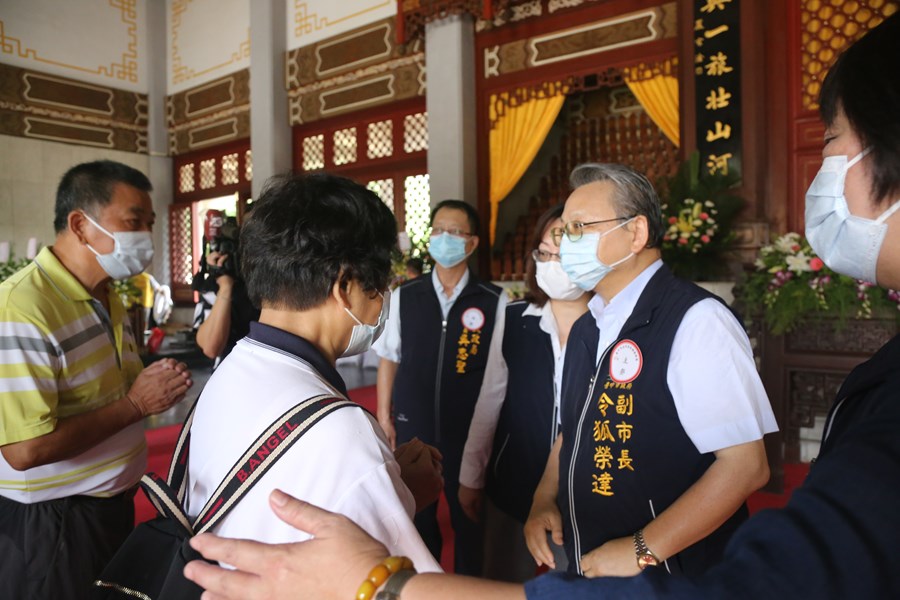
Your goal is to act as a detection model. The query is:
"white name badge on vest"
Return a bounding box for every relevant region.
[609,340,642,383]
[461,307,485,331]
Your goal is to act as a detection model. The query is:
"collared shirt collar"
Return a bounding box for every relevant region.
[247,321,348,397]
[522,301,560,338]
[34,246,94,302]
[431,267,470,319]
[589,259,663,339]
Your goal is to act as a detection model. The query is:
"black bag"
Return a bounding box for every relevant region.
[92,394,356,599]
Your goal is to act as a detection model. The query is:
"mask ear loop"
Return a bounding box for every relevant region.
[876,199,900,224]
[846,146,872,170]
[599,216,637,269]
[80,211,116,239]
[345,291,387,328]
[848,147,900,225]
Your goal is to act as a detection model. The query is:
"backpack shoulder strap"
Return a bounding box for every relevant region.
[166,398,198,504]
[191,395,357,533]
[140,472,195,535]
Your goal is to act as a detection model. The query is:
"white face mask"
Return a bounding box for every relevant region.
[82,212,154,280]
[342,289,390,357]
[535,260,584,301]
[805,149,900,283]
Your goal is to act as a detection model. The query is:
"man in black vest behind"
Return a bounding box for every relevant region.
[375,200,506,576]
[524,163,778,579]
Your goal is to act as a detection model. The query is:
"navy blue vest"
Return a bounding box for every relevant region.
[558,265,747,577]
[485,301,557,523]
[392,274,502,449]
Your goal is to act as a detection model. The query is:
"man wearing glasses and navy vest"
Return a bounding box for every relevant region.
[375,199,506,576]
[524,163,777,580]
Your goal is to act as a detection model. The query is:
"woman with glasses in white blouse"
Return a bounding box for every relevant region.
[457,204,590,581]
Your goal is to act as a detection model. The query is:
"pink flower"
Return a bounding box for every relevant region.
[809,257,824,271]
[678,238,688,245]
[668,216,677,224]
[700,235,711,243]
[699,212,709,220]
[791,244,801,252]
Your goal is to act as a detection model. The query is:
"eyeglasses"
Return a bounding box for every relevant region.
[550,216,633,245]
[431,226,473,238]
[531,249,561,263]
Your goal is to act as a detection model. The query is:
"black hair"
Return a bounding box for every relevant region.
[430,199,480,236]
[819,13,900,205]
[240,172,397,311]
[54,160,152,233]
[523,204,565,308]
[570,163,665,248]
[405,257,424,276]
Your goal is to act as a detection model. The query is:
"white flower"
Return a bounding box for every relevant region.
[786,252,812,273]
[774,235,800,254]
[754,258,766,269]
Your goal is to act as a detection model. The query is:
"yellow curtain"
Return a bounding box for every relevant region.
[624,58,680,148]
[489,91,566,245]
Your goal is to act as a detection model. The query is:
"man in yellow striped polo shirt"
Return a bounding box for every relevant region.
[0,160,193,600]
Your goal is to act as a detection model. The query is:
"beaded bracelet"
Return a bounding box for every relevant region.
[356,556,415,600]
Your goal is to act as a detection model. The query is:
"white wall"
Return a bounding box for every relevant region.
[0,134,156,271]
[166,0,251,94]
[0,0,149,93]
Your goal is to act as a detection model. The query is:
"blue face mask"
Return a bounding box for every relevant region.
[429,233,468,268]
[559,218,634,291]
[805,148,900,283]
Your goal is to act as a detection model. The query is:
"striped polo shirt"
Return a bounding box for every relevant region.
[0,247,147,503]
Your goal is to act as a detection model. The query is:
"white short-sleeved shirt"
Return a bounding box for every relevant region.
[459,302,568,489]
[373,269,508,364]
[588,260,777,453]
[186,322,442,573]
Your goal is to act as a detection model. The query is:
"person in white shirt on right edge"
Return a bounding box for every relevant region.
[457,204,589,581]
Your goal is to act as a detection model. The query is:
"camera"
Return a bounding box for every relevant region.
[207,231,239,279]
[192,211,240,293]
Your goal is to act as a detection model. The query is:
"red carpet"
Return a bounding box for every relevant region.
[746,462,810,513]
[139,385,805,574]
[137,385,456,572]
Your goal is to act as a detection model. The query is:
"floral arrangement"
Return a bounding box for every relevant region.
[664,198,720,253]
[389,243,433,288]
[737,232,900,334]
[111,277,143,310]
[658,151,744,281]
[0,256,31,284]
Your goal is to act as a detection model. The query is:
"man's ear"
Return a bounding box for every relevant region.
[628,216,650,252]
[68,211,89,244]
[467,235,480,253]
[331,278,348,310]
[332,272,358,310]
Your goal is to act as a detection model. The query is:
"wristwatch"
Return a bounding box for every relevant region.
[633,529,660,569]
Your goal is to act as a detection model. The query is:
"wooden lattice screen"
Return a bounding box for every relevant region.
[492,106,680,280]
[169,139,252,303]
[293,98,430,247]
[168,202,194,304]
